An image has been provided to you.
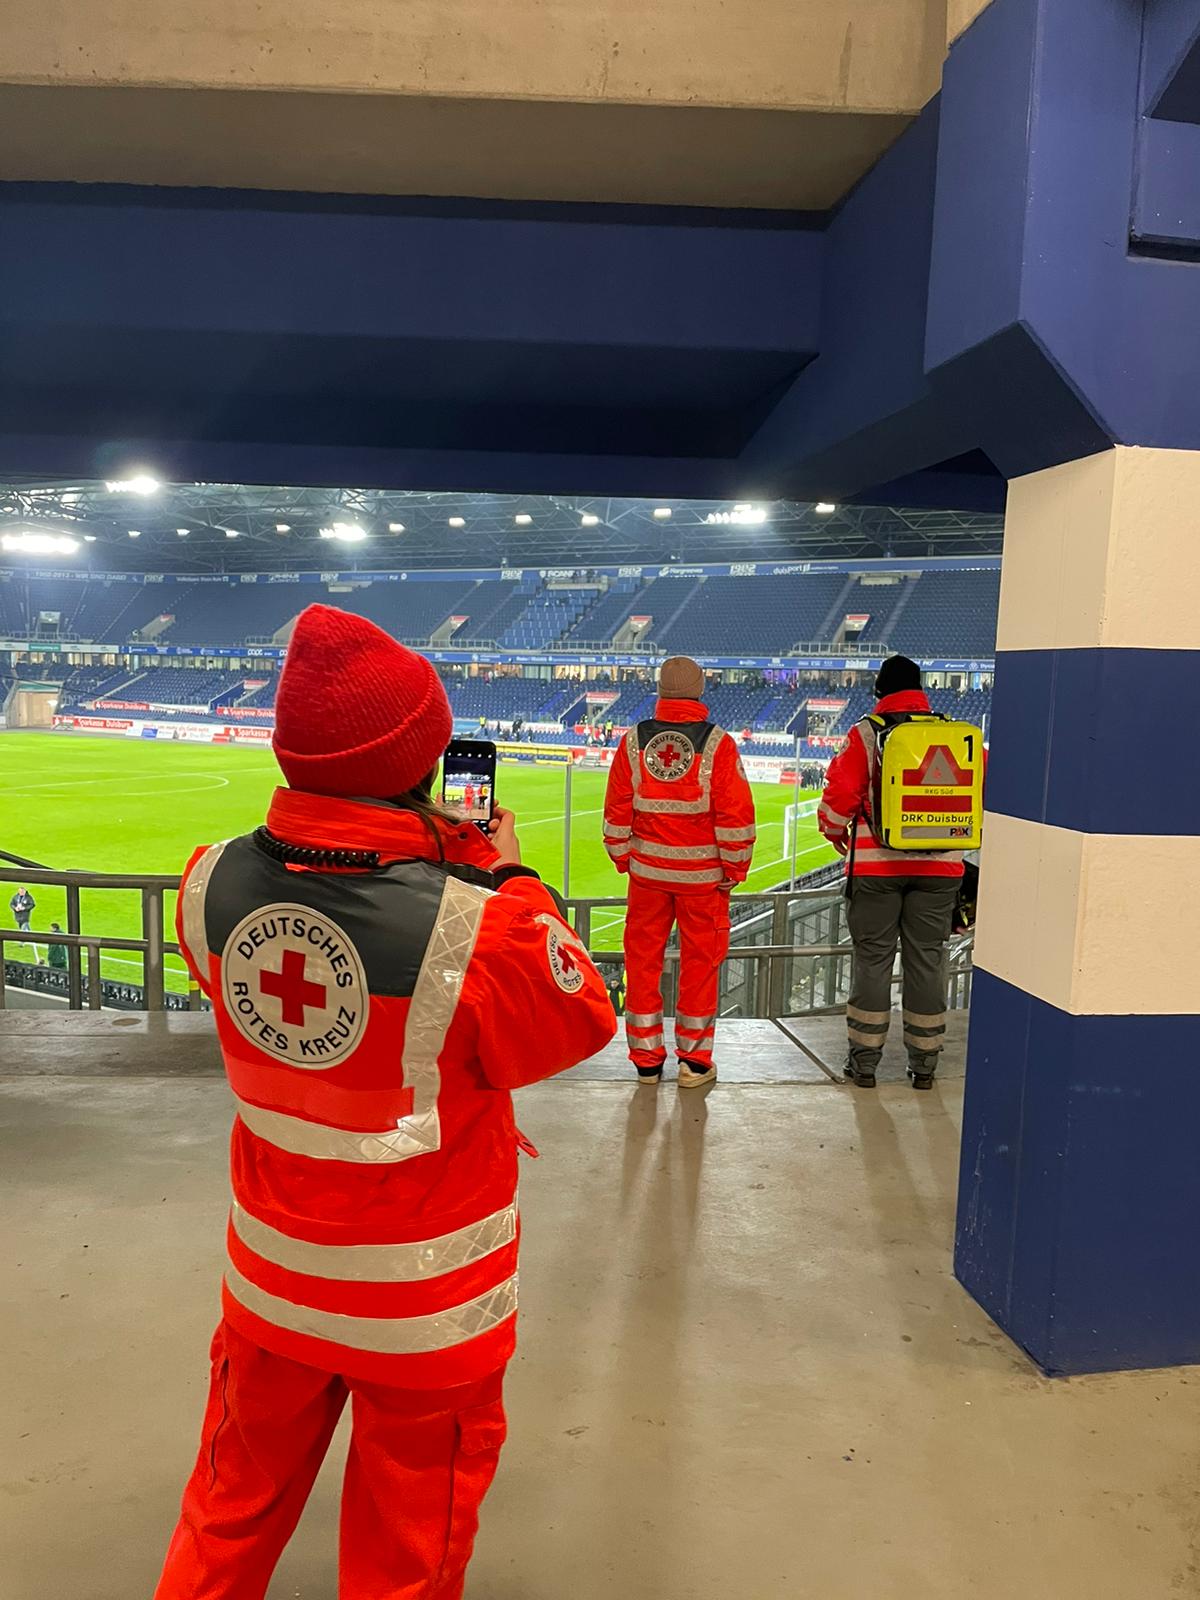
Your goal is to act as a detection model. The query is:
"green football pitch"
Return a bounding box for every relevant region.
[0,732,833,992]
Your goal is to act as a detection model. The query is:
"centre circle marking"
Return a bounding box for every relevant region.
[221,902,368,1069]
[643,730,695,782]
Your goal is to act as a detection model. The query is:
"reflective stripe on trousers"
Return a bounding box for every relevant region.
[845,877,956,1067]
[623,880,729,1068]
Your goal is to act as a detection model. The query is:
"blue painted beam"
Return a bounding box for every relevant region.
[1132,117,1200,250]
[1143,0,1200,123]
[737,103,981,500]
[925,0,1200,460]
[0,185,821,352]
[0,185,821,493]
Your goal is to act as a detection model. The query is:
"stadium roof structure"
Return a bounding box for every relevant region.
[0,481,1003,575]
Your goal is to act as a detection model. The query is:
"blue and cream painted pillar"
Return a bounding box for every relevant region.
[955,445,1200,1375]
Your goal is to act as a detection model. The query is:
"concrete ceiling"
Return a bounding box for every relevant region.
[0,0,996,209]
[0,83,914,211]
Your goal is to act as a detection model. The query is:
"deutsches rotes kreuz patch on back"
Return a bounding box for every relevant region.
[643,729,695,782]
[221,902,369,1068]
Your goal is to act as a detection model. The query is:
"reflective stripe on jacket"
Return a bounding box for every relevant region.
[818,690,964,880]
[176,787,617,1387]
[602,697,757,893]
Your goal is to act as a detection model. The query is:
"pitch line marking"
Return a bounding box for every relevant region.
[0,768,274,795]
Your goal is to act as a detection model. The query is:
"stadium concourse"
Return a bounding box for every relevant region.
[6,0,1200,1588]
[4,520,1195,1599]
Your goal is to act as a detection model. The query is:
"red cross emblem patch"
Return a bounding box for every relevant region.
[541,916,588,994]
[221,902,369,1069]
[644,729,696,783]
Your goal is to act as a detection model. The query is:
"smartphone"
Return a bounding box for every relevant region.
[441,739,497,831]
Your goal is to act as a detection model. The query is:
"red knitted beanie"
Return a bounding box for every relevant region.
[273,604,452,798]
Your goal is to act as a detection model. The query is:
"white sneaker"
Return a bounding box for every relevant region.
[678,1061,717,1089]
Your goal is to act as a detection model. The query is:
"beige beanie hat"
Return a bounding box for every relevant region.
[658,655,706,701]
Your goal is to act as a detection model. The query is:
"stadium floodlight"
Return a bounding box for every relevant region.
[514,513,533,525]
[704,504,768,526]
[448,516,466,528]
[815,501,837,514]
[83,535,97,543]
[388,522,406,533]
[225,529,240,539]
[1,530,81,554]
[653,507,673,519]
[105,474,160,495]
[176,529,189,537]
[580,513,600,527]
[274,523,291,533]
[127,529,142,538]
[318,522,367,542]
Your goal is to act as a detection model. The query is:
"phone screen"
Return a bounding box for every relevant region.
[442,742,496,827]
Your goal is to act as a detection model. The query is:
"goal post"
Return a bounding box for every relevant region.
[783,798,821,867]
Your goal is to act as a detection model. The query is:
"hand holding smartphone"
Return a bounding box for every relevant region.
[441,739,497,832]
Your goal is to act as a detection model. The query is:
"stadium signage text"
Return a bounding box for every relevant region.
[3,556,1000,591]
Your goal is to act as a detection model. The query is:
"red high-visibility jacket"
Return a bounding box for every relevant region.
[602,697,757,892]
[818,690,966,879]
[176,788,616,1389]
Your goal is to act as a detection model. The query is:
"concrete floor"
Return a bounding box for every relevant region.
[2,1014,1198,1599]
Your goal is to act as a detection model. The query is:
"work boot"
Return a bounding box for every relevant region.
[636,1065,664,1086]
[678,1059,717,1089]
[907,1053,938,1091]
[843,1055,878,1089]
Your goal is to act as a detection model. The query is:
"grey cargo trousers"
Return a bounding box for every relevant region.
[845,875,959,1074]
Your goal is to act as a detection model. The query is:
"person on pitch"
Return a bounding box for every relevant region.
[602,655,756,1086]
[155,604,616,1600]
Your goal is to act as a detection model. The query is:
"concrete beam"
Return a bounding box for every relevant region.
[3,0,941,114]
[0,0,947,206]
[0,84,910,211]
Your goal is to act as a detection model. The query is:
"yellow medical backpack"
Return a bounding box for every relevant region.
[868,712,984,852]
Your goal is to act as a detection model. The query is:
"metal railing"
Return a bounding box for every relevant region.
[0,866,973,1019]
[0,864,185,1012]
[571,888,973,1020]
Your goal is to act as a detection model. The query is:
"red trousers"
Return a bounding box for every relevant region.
[622,880,731,1068]
[155,1321,507,1600]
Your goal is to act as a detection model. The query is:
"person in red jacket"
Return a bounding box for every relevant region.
[818,654,963,1091]
[603,655,756,1087]
[155,605,616,1600]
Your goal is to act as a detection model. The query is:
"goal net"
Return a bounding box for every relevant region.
[783,797,821,862]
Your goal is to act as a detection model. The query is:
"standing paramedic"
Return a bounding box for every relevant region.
[818,654,969,1091]
[155,605,616,1600]
[602,655,756,1086]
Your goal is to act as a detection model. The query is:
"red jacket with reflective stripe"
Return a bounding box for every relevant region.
[818,690,966,879]
[602,697,757,893]
[176,788,616,1387]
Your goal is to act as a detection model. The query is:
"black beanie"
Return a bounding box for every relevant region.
[874,654,923,697]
